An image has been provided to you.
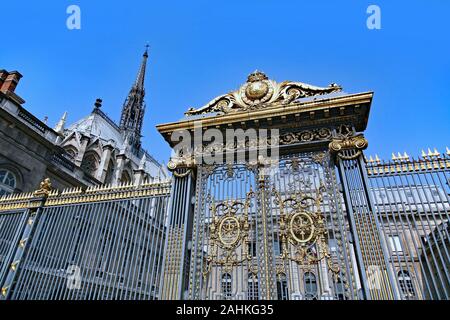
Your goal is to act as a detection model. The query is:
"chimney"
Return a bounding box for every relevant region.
[0,70,8,90]
[0,70,23,93]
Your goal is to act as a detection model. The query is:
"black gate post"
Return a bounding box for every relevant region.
[159,159,196,300]
[0,179,50,300]
[330,127,397,300]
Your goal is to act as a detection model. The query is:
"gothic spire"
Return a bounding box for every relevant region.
[54,111,67,133]
[120,47,149,151]
[134,45,149,91]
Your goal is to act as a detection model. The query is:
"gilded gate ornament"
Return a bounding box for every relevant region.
[193,128,332,158]
[218,216,241,248]
[203,191,254,276]
[329,134,368,160]
[185,71,342,116]
[33,178,52,197]
[329,124,368,160]
[290,212,316,243]
[274,185,339,273]
[167,155,196,178]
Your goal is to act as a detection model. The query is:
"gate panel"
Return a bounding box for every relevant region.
[188,152,362,300]
[269,151,360,300]
[188,164,259,300]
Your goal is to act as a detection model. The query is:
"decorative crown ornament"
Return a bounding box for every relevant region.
[247,70,269,82]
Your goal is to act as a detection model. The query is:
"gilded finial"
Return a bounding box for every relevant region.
[375,154,381,164]
[446,147,450,156]
[421,150,427,159]
[433,148,440,157]
[33,178,52,197]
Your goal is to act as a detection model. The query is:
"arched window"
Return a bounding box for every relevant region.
[247,273,259,300]
[0,169,16,196]
[221,273,232,300]
[64,146,78,159]
[304,272,318,300]
[398,270,415,299]
[81,153,99,176]
[276,273,289,300]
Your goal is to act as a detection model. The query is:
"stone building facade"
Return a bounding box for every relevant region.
[0,50,167,196]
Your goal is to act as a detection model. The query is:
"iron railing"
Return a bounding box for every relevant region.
[0,181,171,300]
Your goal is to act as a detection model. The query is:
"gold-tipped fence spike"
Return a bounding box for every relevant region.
[392,153,397,161]
[375,154,381,164]
[446,147,450,156]
[422,150,427,158]
[428,148,433,157]
[433,148,440,157]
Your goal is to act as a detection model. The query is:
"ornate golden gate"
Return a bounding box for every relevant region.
[157,71,395,300]
[184,152,361,300]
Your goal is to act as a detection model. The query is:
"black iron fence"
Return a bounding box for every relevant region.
[0,181,171,300]
[366,152,450,300]
[0,151,449,300]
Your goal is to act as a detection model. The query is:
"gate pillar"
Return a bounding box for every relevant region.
[256,163,277,300]
[159,158,196,300]
[330,126,397,300]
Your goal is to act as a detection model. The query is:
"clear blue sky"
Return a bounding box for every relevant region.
[1,1,449,163]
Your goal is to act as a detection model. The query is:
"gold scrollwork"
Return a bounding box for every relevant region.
[290,212,315,243]
[218,216,241,248]
[203,191,254,277]
[329,134,368,160]
[274,185,339,274]
[185,71,342,116]
[167,155,196,178]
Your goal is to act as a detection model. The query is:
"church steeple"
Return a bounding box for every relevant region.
[120,47,149,151]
